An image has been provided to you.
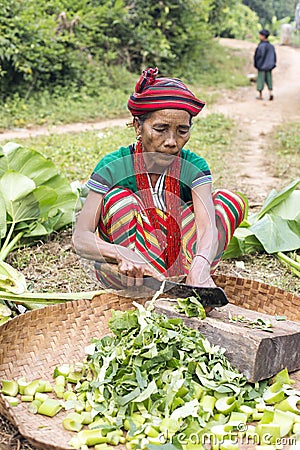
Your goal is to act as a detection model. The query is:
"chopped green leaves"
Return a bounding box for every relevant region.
[176,296,206,319]
[2,307,300,449]
[228,312,273,332]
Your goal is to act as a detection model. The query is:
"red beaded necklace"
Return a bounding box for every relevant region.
[134,140,183,276]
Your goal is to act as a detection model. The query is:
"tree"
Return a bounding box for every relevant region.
[2,0,255,98]
[242,0,275,25]
[0,0,92,97]
[209,0,239,36]
[0,0,217,97]
[273,0,299,20]
[217,3,259,39]
[118,0,213,74]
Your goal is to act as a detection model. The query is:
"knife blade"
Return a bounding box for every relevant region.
[142,277,228,308]
[95,262,229,308]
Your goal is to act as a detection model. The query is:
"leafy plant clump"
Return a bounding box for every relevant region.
[175,296,207,318]
[0,0,212,100]
[0,141,79,262]
[223,179,300,277]
[0,142,107,316]
[0,140,79,303]
[2,304,300,449]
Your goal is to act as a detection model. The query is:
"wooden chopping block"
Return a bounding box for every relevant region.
[154,300,300,382]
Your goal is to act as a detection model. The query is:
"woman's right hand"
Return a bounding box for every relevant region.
[72,190,164,287]
[115,246,165,287]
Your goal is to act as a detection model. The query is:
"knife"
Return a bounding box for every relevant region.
[95,262,228,308]
[142,277,228,308]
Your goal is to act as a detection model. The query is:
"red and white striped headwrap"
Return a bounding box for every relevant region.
[128,67,205,117]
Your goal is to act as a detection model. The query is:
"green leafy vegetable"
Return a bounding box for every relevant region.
[0,302,11,326]
[228,312,273,332]
[277,251,300,277]
[176,296,206,318]
[0,142,90,321]
[0,260,26,294]
[2,305,300,449]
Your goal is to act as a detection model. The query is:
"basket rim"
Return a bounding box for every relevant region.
[0,273,299,450]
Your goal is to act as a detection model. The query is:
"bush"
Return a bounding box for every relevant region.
[0,0,221,99]
[216,3,260,40]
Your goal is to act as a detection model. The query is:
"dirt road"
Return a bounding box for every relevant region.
[208,38,300,202]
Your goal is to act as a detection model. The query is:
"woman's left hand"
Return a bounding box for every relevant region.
[186,257,216,288]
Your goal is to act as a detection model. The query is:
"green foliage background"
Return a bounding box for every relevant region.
[0,0,212,99]
[0,0,297,103]
[0,0,254,99]
[242,0,299,25]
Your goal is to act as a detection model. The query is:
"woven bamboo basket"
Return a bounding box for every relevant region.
[0,275,299,450]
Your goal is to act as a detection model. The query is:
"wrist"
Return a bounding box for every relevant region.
[193,254,211,265]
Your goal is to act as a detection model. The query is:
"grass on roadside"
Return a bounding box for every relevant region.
[270,122,300,181]
[0,86,132,130]
[0,43,249,130]
[188,42,251,89]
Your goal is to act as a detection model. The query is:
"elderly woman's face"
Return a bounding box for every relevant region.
[136,109,191,172]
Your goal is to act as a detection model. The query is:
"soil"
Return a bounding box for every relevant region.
[0,38,300,450]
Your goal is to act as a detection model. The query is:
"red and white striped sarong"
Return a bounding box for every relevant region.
[96,187,245,288]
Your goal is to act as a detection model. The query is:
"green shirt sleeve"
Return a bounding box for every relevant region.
[180,148,212,187]
[179,148,212,203]
[86,146,137,194]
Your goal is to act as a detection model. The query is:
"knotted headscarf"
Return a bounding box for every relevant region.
[128,67,205,117]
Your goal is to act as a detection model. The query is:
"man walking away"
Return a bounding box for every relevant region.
[254,29,277,101]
